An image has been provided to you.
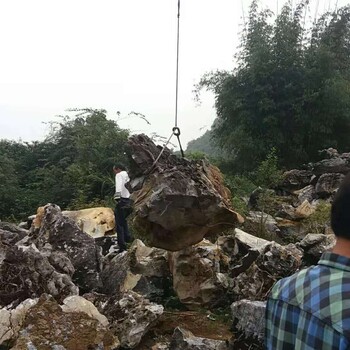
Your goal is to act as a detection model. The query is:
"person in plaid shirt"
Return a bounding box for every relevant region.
[265,174,350,349]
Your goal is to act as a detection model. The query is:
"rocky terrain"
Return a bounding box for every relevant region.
[0,147,346,349]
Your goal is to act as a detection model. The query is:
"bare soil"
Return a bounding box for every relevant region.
[134,310,233,349]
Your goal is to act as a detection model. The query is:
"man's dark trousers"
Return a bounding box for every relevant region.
[114,198,132,251]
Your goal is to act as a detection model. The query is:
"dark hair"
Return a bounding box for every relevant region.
[331,173,350,238]
[113,163,126,171]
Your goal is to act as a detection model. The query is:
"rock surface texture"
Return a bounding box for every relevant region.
[127,134,243,251]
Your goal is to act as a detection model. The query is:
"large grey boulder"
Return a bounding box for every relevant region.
[281,169,313,191]
[101,290,164,348]
[33,204,103,293]
[62,207,115,238]
[168,239,230,308]
[0,298,38,346]
[0,222,28,242]
[315,173,345,198]
[293,185,315,206]
[298,233,336,264]
[232,242,303,300]
[312,152,350,175]
[0,244,78,307]
[127,134,243,251]
[101,239,171,302]
[10,294,119,350]
[233,228,270,252]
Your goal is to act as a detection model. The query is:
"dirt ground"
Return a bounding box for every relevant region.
[134,310,233,349]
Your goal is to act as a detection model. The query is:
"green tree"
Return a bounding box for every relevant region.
[196,1,350,171]
[0,109,130,219]
[0,154,19,219]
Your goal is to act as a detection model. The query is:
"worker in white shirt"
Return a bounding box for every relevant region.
[113,163,133,252]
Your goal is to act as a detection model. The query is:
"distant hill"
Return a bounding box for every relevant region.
[186,130,221,158]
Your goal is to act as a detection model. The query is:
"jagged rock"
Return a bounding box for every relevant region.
[11,294,119,350]
[295,200,315,218]
[233,228,269,252]
[101,290,163,348]
[315,173,345,198]
[62,207,115,238]
[101,240,171,302]
[95,235,118,256]
[276,204,299,220]
[281,169,313,191]
[276,218,306,242]
[0,229,27,246]
[0,222,28,237]
[126,134,243,251]
[256,242,303,278]
[298,233,336,264]
[18,221,29,230]
[231,300,266,343]
[168,240,230,308]
[232,242,303,300]
[61,295,109,327]
[0,244,78,307]
[100,250,130,294]
[293,185,315,205]
[229,229,270,277]
[0,298,38,346]
[169,327,228,350]
[34,206,115,238]
[216,235,236,256]
[34,204,103,293]
[244,211,280,239]
[312,153,350,175]
[276,200,315,221]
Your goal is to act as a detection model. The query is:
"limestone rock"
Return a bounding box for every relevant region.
[34,204,103,293]
[232,242,303,300]
[275,218,306,242]
[127,134,243,251]
[0,298,38,346]
[281,169,313,191]
[276,204,298,220]
[293,185,315,206]
[101,290,163,348]
[295,200,315,218]
[62,207,115,238]
[231,300,266,343]
[169,240,230,308]
[233,228,269,252]
[244,211,280,239]
[312,153,350,175]
[0,222,28,241]
[61,295,109,327]
[169,327,228,350]
[101,240,171,302]
[0,244,78,307]
[315,173,345,198]
[229,229,270,278]
[298,233,336,264]
[11,294,119,350]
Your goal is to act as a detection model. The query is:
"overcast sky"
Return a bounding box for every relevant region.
[0,0,347,148]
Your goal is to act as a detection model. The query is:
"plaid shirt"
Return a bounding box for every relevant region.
[265,252,350,349]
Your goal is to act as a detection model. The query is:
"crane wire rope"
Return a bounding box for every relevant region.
[172,0,185,158]
[146,0,185,175]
